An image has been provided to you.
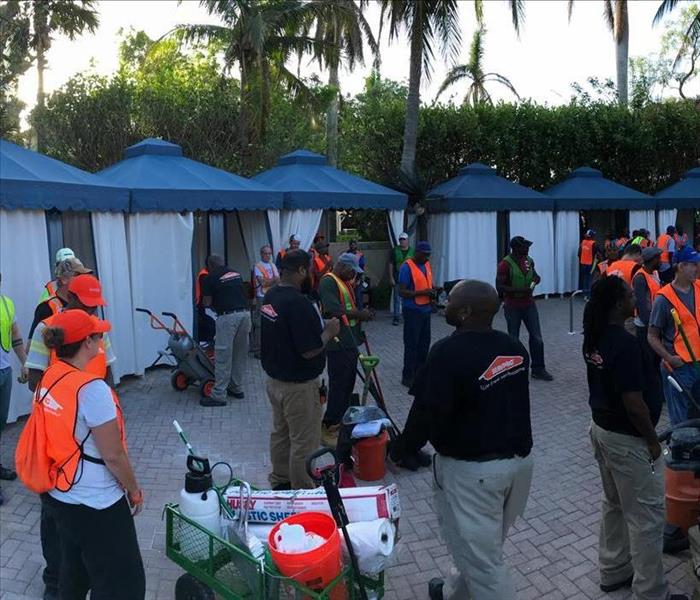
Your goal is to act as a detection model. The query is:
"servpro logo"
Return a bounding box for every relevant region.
[479,356,525,382]
[260,304,278,320]
[39,389,64,415]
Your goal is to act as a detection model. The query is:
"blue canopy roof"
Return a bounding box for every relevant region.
[0,139,129,211]
[544,166,653,210]
[426,162,553,212]
[655,167,700,209]
[252,149,407,210]
[96,138,282,212]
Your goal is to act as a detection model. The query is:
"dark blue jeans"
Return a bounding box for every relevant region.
[504,303,545,372]
[580,265,593,298]
[402,309,431,381]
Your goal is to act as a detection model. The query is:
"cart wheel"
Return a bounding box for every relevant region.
[200,379,215,398]
[174,574,215,600]
[171,370,189,392]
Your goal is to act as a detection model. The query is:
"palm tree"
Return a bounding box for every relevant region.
[654,0,700,93]
[568,0,629,107]
[654,0,700,38]
[176,0,333,171]
[378,0,524,179]
[306,0,377,166]
[435,27,520,106]
[4,0,99,149]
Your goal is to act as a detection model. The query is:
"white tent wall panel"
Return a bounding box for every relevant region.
[127,212,194,375]
[92,212,137,383]
[386,210,405,246]
[280,210,323,252]
[657,209,678,234]
[1,209,52,421]
[629,209,657,240]
[554,211,580,294]
[508,211,556,296]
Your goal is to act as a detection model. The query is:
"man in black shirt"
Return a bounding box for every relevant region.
[423,280,534,600]
[201,255,251,407]
[583,276,683,599]
[261,250,339,489]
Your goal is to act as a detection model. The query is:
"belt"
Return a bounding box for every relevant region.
[217,308,248,316]
[465,452,520,463]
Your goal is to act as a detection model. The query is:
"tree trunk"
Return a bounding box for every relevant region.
[615,6,629,107]
[238,51,256,174]
[400,11,424,178]
[326,61,340,167]
[33,5,49,152]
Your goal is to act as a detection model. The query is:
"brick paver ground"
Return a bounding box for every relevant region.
[0,297,695,599]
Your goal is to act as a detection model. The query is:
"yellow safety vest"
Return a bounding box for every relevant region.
[0,295,15,353]
[323,272,357,327]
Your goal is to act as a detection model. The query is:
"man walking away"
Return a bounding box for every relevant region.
[648,246,700,426]
[201,255,251,407]
[319,253,373,447]
[388,232,414,326]
[399,242,437,388]
[584,276,687,600]
[422,280,533,600]
[607,244,643,286]
[497,236,553,381]
[579,229,603,299]
[657,226,677,285]
[261,250,339,489]
[252,246,279,359]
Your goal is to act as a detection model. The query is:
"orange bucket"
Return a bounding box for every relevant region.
[665,467,700,533]
[268,512,346,599]
[352,430,389,481]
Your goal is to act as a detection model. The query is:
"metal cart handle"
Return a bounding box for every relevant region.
[135,308,170,331]
[305,447,340,483]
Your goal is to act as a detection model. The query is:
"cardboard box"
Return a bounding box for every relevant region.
[224,484,400,524]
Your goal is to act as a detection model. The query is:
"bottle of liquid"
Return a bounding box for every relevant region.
[178,455,221,560]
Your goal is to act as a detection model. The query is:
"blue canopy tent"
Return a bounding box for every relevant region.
[253,149,407,253]
[544,167,655,294]
[0,139,130,420]
[655,167,699,242]
[426,162,556,293]
[96,138,284,375]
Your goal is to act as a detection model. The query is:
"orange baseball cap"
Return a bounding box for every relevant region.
[68,274,107,307]
[51,309,111,344]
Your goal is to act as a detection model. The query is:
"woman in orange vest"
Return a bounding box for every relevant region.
[656,225,677,285]
[21,310,145,599]
[579,230,602,299]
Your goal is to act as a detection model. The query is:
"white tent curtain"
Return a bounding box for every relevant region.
[91,212,137,383]
[386,209,405,246]
[0,209,51,422]
[267,209,282,255]
[428,211,497,286]
[127,212,194,374]
[508,211,556,295]
[238,211,272,265]
[629,209,657,240]
[658,208,678,233]
[280,209,323,251]
[554,211,580,294]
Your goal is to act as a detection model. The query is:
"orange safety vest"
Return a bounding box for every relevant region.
[615,237,629,250]
[597,260,608,275]
[254,262,277,295]
[46,296,64,317]
[45,280,58,298]
[15,360,126,494]
[580,240,595,266]
[635,269,661,299]
[657,234,672,264]
[313,254,332,274]
[194,268,208,305]
[405,259,433,306]
[607,260,639,286]
[43,315,108,378]
[656,281,700,364]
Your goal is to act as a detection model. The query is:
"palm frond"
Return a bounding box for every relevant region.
[483,72,521,100]
[567,0,575,23]
[653,0,680,26]
[434,64,473,100]
[673,8,700,69]
[509,0,525,35]
[603,0,615,32]
[474,0,484,26]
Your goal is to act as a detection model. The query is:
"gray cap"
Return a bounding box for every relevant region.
[337,252,364,273]
[642,247,662,262]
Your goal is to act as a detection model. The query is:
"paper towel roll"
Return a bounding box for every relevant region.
[343,519,395,575]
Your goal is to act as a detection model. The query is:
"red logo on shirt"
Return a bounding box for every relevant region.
[479,356,525,382]
[260,304,278,319]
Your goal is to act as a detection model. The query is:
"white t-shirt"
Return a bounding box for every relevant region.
[49,379,124,509]
[254,261,279,298]
[0,299,15,370]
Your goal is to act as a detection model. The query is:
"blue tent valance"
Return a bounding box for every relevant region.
[253,149,407,210]
[655,167,700,209]
[0,139,129,211]
[426,162,553,212]
[96,138,283,212]
[544,167,653,210]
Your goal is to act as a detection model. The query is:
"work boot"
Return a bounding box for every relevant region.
[0,465,16,481]
[392,317,399,326]
[532,369,554,381]
[227,387,245,399]
[321,423,340,448]
[200,397,227,407]
[428,578,444,600]
[599,575,633,592]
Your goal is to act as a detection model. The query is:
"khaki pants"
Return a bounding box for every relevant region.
[433,453,533,600]
[213,311,252,400]
[590,422,667,600]
[267,377,321,489]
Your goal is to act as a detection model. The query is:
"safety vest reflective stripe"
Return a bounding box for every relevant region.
[657,282,700,364]
[194,268,208,305]
[405,259,433,306]
[580,240,595,265]
[47,296,63,317]
[0,295,15,352]
[323,272,357,327]
[254,262,277,294]
[607,260,639,286]
[43,315,108,378]
[657,234,672,263]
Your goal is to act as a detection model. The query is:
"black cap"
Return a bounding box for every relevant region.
[510,236,532,249]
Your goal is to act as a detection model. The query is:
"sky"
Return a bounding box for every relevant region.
[16,0,689,116]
